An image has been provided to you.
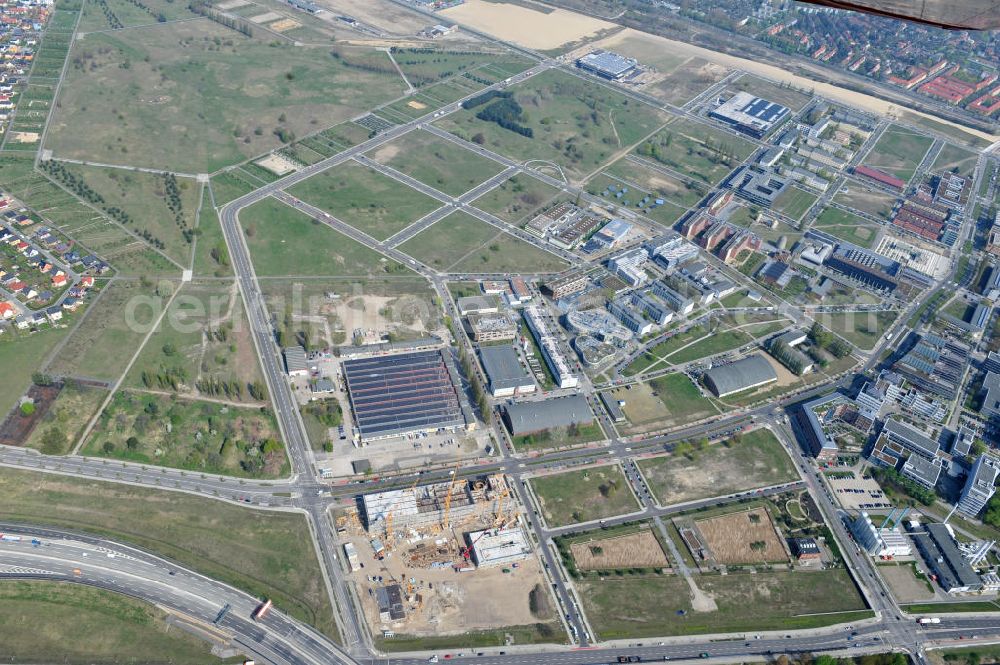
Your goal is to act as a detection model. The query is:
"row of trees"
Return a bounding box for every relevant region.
[461,89,511,111]
[161,173,192,241]
[95,0,123,29]
[188,1,253,37]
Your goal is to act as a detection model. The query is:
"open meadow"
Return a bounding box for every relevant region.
[530,464,639,527]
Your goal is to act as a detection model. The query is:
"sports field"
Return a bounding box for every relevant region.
[367,129,505,197]
[863,126,934,183]
[578,569,869,639]
[530,464,640,527]
[398,211,568,273]
[438,69,667,182]
[239,197,406,276]
[638,428,797,506]
[47,20,405,172]
[288,161,442,241]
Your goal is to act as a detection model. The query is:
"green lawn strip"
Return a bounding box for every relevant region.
[818,310,897,351]
[512,422,605,452]
[530,464,639,527]
[375,623,564,652]
[0,467,339,642]
[772,186,818,221]
[638,428,796,505]
[0,580,241,665]
[398,210,567,274]
[287,160,441,241]
[900,601,1000,614]
[240,196,407,276]
[578,569,869,639]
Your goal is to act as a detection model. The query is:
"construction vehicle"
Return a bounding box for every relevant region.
[459,529,491,561]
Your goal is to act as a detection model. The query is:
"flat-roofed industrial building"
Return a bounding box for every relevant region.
[342,349,472,442]
[478,345,536,397]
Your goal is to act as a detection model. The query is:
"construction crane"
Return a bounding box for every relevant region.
[459,529,491,562]
[492,487,511,529]
[384,477,421,551]
[441,461,462,531]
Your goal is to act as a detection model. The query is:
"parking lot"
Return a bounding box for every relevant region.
[827,474,890,511]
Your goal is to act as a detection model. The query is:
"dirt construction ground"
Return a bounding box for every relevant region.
[440,0,614,50]
[695,508,788,565]
[343,524,553,636]
[570,529,669,570]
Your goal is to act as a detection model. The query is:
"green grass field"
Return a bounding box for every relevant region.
[47,20,405,172]
[22,381,108,455]
[0,327,71,422]
[831,187,897,220]
[239,197,407,275]
[530,465,639,527]
[772,186,818,221]
[53,164,200,265]
[471,173,562,225]
[931,143,980,178]
[47,279,166,383]
[608,374,719,432]
[0,466,339,641]
[586,172,690,227]
[78,0,199,31]
[604,157,708,208]
[863,126,934,183]
[632,117,756,185]
[438,69,667,182]
[397,211,568,273]
[367,129,505,197]
[512,421,605,451]
[578,569,869,639]
[83,390,289,478]
[638,428,797,506]
[818,310,897,350]
[288,160,441,241]
[0,581,239,665]
[813,206,881,249]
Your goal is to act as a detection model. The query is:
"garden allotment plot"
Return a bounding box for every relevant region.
[366,129,506,198]
[437,69,667,183]
[288,160,441,241]
[46,20,406,172]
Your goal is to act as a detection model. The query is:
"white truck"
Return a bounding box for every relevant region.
[917,617,941,625]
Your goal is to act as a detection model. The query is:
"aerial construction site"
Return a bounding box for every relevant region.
[336,473,558,641]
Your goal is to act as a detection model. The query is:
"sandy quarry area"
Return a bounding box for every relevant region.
[588,28,999,144]
[441,0,614,50]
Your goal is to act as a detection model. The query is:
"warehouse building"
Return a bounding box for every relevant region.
[466,524,532,568]
[342,349,471,442]
[283,346,309,377]
[702,354,778,397]
[502,395,594,436]
[575,50,639,80]
[912,523,983,593]
[478,345,536,397]
[709,91,790,138]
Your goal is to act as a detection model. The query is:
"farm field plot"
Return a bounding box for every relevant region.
[771,186,818,221]
[812,206,881,249]
[0,581,232,665]
[633,116,756,186]
[569,529,669,571]
[471,173,562,225]
[930,143,979,178]
[46,163,200,265]
[530,464,639,527]
[832,186,897,219]
[437,69,667,182]
[78,0,199,31]
[0,327,71,422]
[47,279,166,383]
[0,466,339,641]
[398,211,568,274]
[577,568,868,639]
[288,160,441,241]
[122,280,267,401]
[83,390,289,478]
[695,507,788,564]
[46,20,405,172]
[367,129,505,197]
[638,428,797,506]
[240,197,406,276]
[862,126,934,183]
[22,382,108,455]
[607,373,719,433]
[820,310,897,351]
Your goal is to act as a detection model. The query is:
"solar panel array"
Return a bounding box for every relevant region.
[342,350,464,440]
